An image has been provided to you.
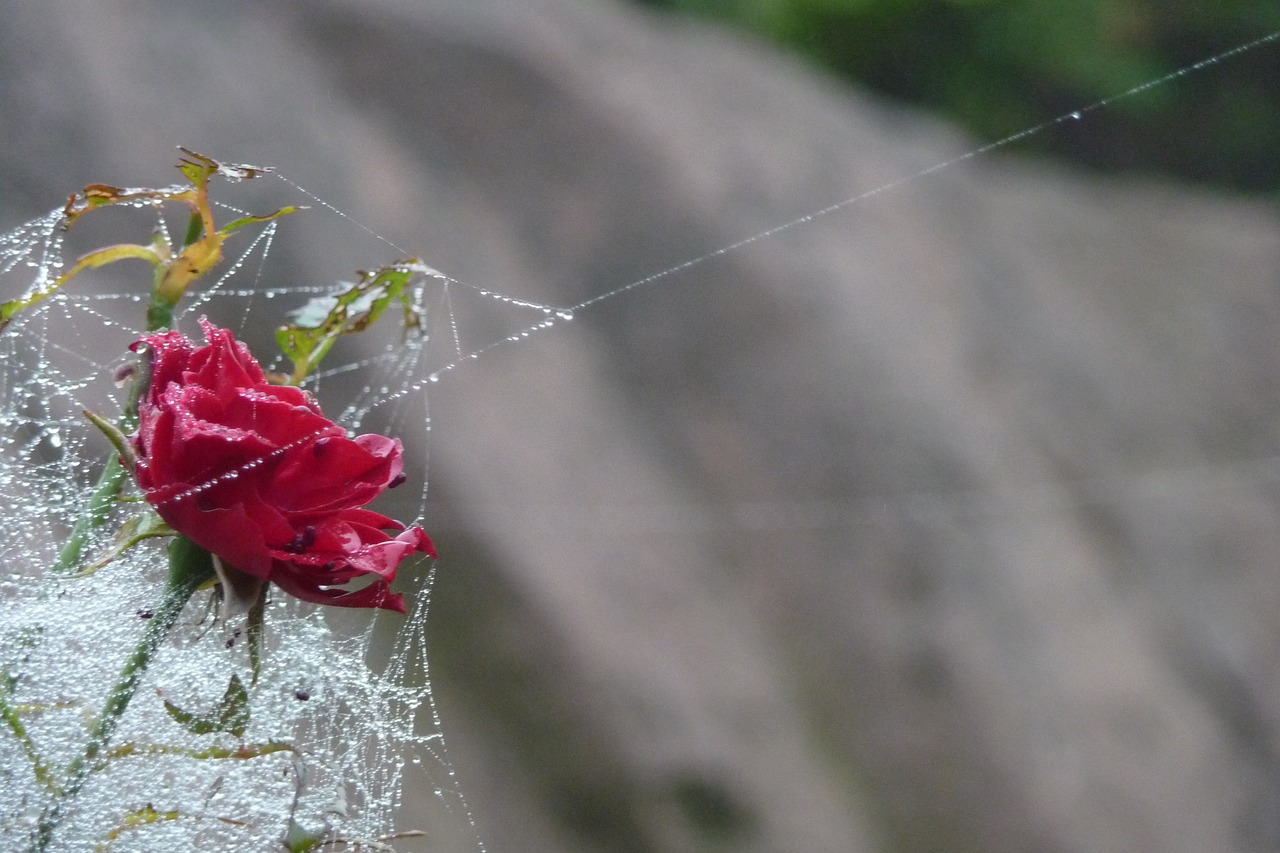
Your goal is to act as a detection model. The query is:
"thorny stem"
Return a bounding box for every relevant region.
[30,535,214,852]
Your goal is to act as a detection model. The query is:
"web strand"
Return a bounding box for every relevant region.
[573,27,1280,313]
[305,26,1280,401]
[0,25,1277,853]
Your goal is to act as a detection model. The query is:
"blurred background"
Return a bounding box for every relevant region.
[632,0,1280,192]
[3,0,1280,851]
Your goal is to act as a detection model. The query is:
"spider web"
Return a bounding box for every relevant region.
[1,26,1278,853]
[0,180,550,851]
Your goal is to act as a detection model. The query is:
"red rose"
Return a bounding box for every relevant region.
[131,318,433,612]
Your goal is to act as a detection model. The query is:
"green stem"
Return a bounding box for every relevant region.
[106,739,295,762]
[30,536,214,852]
[0,684,59,794]
[53,456,127,574]
[145,290,176,334]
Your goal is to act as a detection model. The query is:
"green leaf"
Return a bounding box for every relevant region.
[101,803,182,845]
[77,511,172,578]
[276,260,429,384]
[281,819,324,853]
[176,146,273,184]
[0,241,162,331]
[4,148,292,334]
[162,674,250,738]
[61,183,196,228]
[175,148,218,188]
[180,210,204,249]
[220,205,305,236]
[0,672,58,793]
[82,409,137,472]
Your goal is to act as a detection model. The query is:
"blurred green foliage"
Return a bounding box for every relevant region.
[632,0,1280,192]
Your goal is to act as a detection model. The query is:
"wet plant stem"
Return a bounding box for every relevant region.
[30,535,213,852]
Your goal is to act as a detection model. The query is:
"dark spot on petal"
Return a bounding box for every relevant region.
[388,472,407,489]
[137,609,154,619]
[283,525,317,553]
[295,690,310,701]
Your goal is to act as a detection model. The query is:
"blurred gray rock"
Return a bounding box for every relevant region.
[3,0,1280,851]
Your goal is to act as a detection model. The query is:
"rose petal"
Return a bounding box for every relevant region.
[132,320,434,611]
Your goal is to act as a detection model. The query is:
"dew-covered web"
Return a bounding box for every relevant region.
[0,177,541,851]
[1,26,1279,853]
[0,172,574,850]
